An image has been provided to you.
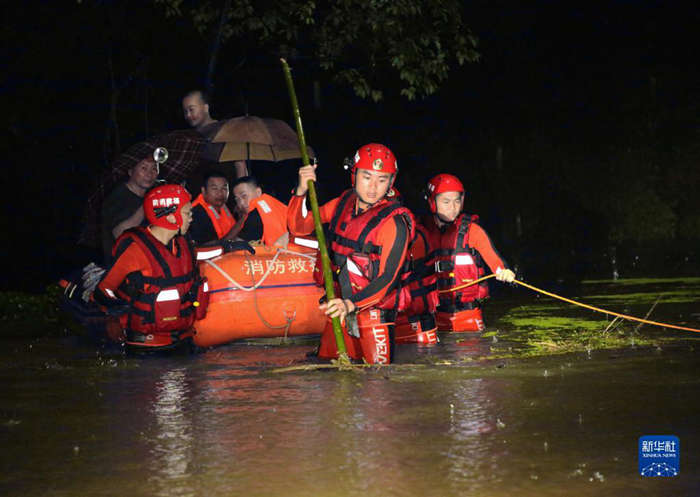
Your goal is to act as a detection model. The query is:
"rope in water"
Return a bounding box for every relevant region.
[439,274,700,333]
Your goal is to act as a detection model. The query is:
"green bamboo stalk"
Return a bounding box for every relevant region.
[280,58,349,361]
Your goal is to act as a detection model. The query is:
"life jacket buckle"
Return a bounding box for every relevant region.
[435,260,454,273]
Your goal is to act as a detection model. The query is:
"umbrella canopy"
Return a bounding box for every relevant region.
[79,129,206,247]
[209,116,314,162]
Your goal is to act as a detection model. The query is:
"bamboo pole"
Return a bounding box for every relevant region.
[280,58,349,363]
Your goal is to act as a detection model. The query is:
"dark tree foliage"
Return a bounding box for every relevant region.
[155,0,479,101]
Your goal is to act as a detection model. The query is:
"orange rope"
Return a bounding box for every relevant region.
[438,275,700,333]
[438,274,497,293]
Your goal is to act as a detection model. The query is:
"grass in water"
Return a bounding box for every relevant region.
[480,276,700,358]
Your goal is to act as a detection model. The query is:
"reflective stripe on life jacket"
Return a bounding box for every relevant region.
[109,227,208,339]
[432,213,489,310]
[247,193,288,246]
[192,193,236,239]
[318,189,415,311]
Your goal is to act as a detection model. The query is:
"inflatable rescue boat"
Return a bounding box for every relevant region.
[193,241,326,347]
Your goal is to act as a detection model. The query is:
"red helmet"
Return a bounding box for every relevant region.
[426,174,465,213]
[350,143,398,189]
[144,184,192,230]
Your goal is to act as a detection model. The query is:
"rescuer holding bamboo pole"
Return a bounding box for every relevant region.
[288,145,414,364]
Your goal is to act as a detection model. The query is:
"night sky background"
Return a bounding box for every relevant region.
[3,1,699,292]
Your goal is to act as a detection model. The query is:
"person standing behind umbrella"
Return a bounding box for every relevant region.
[101,153,159,263]
[182,89,217,131]
[182,89,248,178]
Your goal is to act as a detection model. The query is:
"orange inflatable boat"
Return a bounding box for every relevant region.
[193,242,327,347]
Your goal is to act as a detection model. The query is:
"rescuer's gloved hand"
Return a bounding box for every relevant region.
[496,267,516,283]
[222,239,255,254]
[104,304,131,317]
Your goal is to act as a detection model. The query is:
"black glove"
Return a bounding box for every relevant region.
[104,304,131,317]
[222,239,255,254]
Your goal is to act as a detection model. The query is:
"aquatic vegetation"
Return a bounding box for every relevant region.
[481,275,700,358]
[500,314,603,331]
[582,277,700,286]
[0,285,75,337]
[583,291,698,305]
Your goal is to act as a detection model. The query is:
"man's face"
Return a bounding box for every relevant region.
[202,176,229,209]
[182,93,210,128]
[354,169,392,207]
[128,158,159,191]
[232,182,261,212]
[435,191,463,223]
[179,202,193,234]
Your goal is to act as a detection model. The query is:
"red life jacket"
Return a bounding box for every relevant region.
[314,189,415,311]
[431,213,489,311]
[403,220,440,316]
[111,227,209,343]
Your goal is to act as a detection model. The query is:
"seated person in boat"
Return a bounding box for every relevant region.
[95,184,209,350]
[101,151,159,263]
[189,170,245,246]
[232,176,289,247]
[288,143,413,365]
[402,174,515,334]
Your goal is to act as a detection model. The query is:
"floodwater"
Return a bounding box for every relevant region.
[1,279,699,496]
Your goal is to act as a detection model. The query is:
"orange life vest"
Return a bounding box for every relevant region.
[317,189,415,311]
[110,227,209,345]
[192,193,236,239]
[247,193,288,246]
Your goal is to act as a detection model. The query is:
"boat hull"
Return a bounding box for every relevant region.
[193,245,326,347]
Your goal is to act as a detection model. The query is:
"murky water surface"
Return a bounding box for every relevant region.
[1,278,699,496]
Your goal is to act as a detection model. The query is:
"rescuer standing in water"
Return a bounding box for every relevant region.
[288,143,414,364]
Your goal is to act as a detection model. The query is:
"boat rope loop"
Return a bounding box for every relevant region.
[203,247,314,291]
[439,274,700,333]
[204,248,314,332]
